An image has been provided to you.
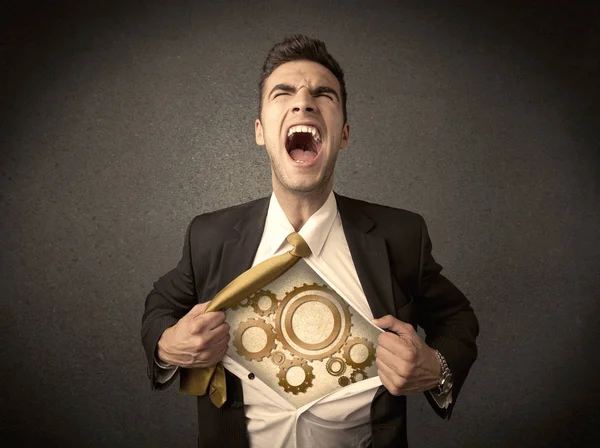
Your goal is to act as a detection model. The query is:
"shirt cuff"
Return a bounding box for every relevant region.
[154,355,179,384]
[427,388,452,409]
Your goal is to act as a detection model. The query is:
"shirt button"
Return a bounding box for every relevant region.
[248,372,255,380]
[231,401,243,408]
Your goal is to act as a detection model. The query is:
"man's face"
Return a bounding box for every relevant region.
[255,60,350,195]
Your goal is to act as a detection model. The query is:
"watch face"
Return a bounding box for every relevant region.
[436,371,451,394]
[441,376,452,394]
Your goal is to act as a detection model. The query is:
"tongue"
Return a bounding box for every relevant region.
[289,148,317,162]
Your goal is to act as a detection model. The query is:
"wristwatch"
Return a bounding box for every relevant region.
[434,349,453,395]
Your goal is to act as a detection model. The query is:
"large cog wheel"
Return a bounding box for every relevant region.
[342,336,376,369]
[276,357,315,395]
[274,283,352,361]
[233,318,276,362]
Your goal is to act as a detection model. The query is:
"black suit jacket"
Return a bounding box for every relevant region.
[141,193,479,448]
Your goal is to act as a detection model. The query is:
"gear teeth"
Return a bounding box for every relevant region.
[233,318,277,362]
[249,289,279,317]
[342,337,376,369]
[350,369,368,383]
[325,357,347,377]
[276,357,315,395]
[274,283,352,361]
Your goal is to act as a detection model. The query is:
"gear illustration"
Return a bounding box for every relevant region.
[233,318,277,361]
[274,283,352,361]
[276,357,315,395]
[250,290,279,317]
[338,376,350,387]
[325,357,346,377]
[270,351,286,366]
[342,337,376,369]
[350,369,368,383]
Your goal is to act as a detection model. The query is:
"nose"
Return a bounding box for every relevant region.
[291,88,317,114]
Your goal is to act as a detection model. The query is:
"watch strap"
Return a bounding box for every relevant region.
[434,349,452,395]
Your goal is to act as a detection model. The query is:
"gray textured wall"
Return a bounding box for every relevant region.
[1,0,599,447]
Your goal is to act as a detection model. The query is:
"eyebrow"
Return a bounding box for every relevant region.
[269,83,340,102]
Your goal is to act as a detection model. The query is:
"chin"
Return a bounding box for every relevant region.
[271,155,334,195]
[283,175,331,195]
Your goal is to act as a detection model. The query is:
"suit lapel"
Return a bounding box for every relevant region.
[335,194,395,319]
[218,197,270,290]
[215,194,395,318]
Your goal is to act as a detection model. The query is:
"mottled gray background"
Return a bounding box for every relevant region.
[1,0,599,447]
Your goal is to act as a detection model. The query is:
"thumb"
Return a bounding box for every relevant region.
[372,314,413,335]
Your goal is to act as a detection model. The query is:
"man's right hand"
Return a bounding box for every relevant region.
[156,302,230,368]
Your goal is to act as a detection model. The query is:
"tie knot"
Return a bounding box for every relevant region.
[287,232,311,258]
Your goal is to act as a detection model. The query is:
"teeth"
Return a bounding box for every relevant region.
[287,125,321,143]
[294,159,306,163]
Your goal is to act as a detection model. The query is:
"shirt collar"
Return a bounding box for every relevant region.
[264,190,338,258]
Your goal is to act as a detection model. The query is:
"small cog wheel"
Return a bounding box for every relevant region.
[325,357,347,377]
[350,369,368,383]
[233,318,276,361]
[342,336,376,369]
[276,357,315,395]
[338,376,350,387]
[250,290,279,317]
[270,351,286,366]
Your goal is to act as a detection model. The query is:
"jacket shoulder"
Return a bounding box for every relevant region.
[188,197,269,241]
[336,194,424,231]
[341,195,421,217]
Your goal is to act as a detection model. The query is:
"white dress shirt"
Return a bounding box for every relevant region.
[156,190,451,447]
[221,191,382,448]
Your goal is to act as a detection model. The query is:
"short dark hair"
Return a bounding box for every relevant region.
[258,35,348,123]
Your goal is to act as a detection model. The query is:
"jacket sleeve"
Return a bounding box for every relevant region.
[141,218,199,390]
[416,215,479,419]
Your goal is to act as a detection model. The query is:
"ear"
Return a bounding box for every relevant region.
[340,122,350,149]
[255,119,265,146]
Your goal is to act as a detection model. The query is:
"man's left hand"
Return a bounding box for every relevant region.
[373,315,441,396]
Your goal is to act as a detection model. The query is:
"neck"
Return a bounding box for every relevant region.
[273,184,332,231]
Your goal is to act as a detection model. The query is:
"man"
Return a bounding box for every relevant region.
[141,35,479,448]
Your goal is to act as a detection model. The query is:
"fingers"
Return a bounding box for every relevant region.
[378,367,420,396]
[188,301,211,317]
[377,330,417,360]
[376,356,398,379]
[205,323,231,345]
[378,363,405,396]
[191,310,227,333]
[372,315,414,336]
[201,344,229,368]
[213,340,230,361]
[376,345,412,379]
[190,318,230,346]
[189,332,230,367]
[377,355,423,396]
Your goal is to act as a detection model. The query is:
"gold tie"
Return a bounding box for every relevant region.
[179,232,311,407]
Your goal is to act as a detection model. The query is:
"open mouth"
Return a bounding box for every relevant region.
[285,125,322,164]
